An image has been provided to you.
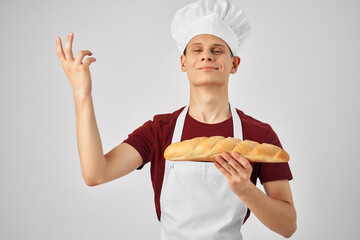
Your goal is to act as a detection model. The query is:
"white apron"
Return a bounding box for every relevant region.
[160,103,248,240]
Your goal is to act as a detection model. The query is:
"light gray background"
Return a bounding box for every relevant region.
[1,0,359,239]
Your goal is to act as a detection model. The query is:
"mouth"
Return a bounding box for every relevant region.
[197,67,219,71]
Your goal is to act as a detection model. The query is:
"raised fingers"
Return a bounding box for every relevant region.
[64,32,75,60]
[56,36,65,63]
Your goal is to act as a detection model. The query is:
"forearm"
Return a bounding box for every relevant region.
[73,92,105,185]
[239,182,297,238]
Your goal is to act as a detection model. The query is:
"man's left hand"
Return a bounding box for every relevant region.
[214,152,254,197]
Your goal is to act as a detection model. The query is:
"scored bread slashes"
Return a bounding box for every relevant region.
[164,136,290,163]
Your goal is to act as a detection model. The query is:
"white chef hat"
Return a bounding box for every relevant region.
[171,0,251,56]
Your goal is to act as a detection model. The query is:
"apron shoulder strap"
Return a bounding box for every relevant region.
[171,105,188,144]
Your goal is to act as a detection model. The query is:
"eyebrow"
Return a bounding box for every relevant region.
[189,43,226,48]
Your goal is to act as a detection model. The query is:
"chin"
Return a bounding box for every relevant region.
[190,77,226,87]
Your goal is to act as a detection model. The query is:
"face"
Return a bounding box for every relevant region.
[180,34,240,87]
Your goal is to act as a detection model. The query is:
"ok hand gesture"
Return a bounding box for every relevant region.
[56,32,96,96]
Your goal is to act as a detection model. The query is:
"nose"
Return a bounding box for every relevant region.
[201,57,214,62]
[201,50,215,62]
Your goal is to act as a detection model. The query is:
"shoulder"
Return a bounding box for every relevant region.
[152,106,185,124]
[236,108,270,128]
[126,106,185,137]
[147,106,186,134]
[235,108,274,143]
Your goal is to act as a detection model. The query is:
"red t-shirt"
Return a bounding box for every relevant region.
[123,106,293,223]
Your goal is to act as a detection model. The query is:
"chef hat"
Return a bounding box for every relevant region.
[171,0,251,56]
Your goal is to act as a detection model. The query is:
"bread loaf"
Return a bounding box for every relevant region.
[164,136,290,163]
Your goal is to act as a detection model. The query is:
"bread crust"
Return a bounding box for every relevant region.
[164,136,290,163]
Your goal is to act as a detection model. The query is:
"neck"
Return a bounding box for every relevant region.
[188,84,231,124]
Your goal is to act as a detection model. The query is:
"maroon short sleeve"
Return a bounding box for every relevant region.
[258,125,293,184]
[122,120,154,170]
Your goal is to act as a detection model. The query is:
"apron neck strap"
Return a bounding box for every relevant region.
[171,105,189,144]
[230,102,243,140]
[171,102,242,144]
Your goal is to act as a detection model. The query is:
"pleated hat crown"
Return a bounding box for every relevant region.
[171,0,251,56]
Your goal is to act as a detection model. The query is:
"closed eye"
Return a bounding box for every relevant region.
[214,50,222,53]
[192,49,223,53]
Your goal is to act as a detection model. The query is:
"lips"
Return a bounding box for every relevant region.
[197,66,219,70]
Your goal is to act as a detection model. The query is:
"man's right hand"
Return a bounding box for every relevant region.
[56,32,96,96]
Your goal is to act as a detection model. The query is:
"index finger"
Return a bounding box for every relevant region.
[56,36,65,63]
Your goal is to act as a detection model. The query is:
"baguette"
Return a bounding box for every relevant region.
[164,136,290,163]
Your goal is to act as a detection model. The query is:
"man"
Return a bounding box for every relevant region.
[56,0,296,239]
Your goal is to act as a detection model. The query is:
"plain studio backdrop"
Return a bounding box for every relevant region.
[0,0,359,239]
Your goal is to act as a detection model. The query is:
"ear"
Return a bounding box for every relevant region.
[180,54,187,72]
[230,56,241,74]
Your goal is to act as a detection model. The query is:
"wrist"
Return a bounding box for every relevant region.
[73,89,92,100]
[236,180,257,200]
